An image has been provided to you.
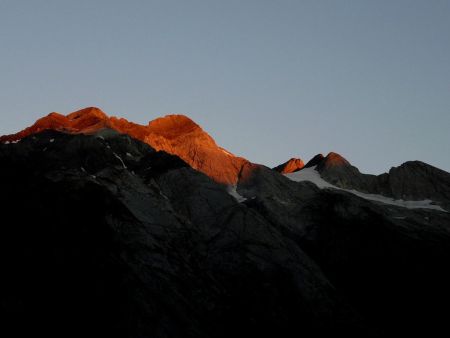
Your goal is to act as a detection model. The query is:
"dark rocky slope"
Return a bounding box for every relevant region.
[237,162,450,337]
[2,129,450,337]
[0,130,371,338]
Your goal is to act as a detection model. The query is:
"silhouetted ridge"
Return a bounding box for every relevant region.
[304,154,325,168]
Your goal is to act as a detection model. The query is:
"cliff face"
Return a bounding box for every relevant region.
[145,114,248,185]
[0,107,248,184]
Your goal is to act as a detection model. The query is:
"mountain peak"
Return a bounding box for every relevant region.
[67,106,107,120]
[273,158,305,173]
[322,152,350,168]
[148,114,201,139]
[0,107,248,185]
[304,154,325,168]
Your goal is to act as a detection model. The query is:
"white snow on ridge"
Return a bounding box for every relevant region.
[3,140,20,144]
[286,166,446,212]
[227,185,247,203]
[113,152,128,169]
[286,167,335,189]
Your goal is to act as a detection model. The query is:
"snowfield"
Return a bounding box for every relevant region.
[227,185,247,202]
[286,166,446,212]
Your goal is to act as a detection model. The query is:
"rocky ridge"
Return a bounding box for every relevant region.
[279,152,450,211]
[0,107,248,184]
[2,108,450,337]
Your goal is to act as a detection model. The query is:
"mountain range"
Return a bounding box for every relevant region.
[1,107,450,337]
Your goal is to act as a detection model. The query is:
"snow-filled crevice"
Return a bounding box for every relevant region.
[227,185,247,203]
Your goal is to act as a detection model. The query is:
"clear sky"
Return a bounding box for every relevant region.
[1,0,449,174]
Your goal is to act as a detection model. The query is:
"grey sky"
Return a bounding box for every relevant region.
[1,0,449,173]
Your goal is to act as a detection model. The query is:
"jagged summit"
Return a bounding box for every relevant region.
[302,152,350,169]
[304,154,325,168]
[322,152,350,167]
[273,158,305,173]
[0,107,248,184]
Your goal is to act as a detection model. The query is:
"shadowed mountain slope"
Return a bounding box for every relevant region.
[2,109,450,337]
[0,130,371,338]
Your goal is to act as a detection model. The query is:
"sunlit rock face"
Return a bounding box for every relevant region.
[273,158,305,173]
[145,115,248,185]
[0,107,248,184]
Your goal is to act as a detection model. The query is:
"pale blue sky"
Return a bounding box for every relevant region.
[1,0,449,173]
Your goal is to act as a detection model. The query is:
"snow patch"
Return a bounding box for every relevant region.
[286,166,446,212]
[227,185,247,202]
[286,166,335,189]
[113,153,127,169]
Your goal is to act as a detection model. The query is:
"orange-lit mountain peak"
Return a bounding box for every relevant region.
[273,158,305,173]
[65,107,109,131]
[145,114,247,184]
[0,107,249,185]
[323,152,350,167]
[67,106,107,120]
[148,114,203,139]
[36,112,70,128]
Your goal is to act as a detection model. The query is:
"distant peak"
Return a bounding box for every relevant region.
[67,107,108,120]
[273,158,305,174]
[304,152,350,170]
[149,114,198,126]
[304,154,325,168]
[323,152,350,167]
[148,114,201,138]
